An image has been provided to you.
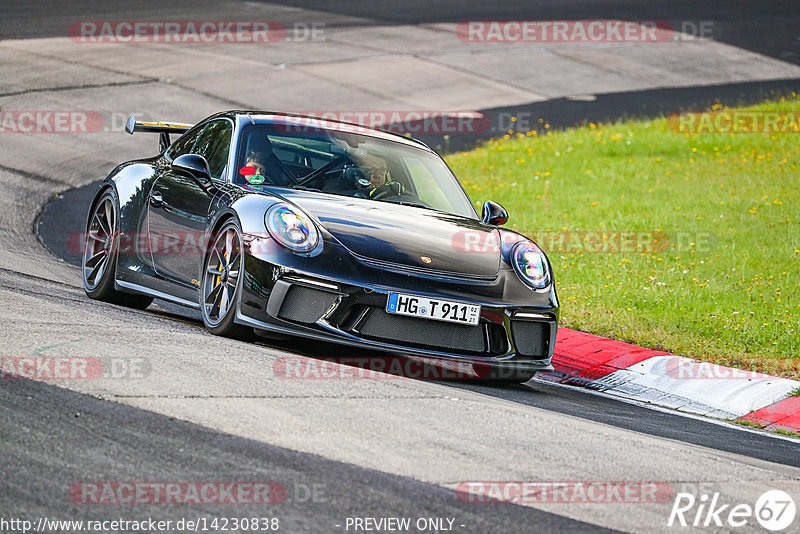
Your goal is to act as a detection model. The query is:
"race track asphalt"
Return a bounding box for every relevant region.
[3,2,800,532]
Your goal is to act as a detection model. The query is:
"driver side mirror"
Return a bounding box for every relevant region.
[171,154,213,189]
[481,200,508,226]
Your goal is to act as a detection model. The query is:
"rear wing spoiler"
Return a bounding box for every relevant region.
[125,114,193,152]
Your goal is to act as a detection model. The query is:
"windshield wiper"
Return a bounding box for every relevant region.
[290,185,322,192]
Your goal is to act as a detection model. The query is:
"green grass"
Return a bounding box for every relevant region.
[446,96,800,378]
[732,419,766,429]
[731,420,800,439]
[773,428,800,438]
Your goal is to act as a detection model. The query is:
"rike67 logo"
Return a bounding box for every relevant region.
[668,489,796,531]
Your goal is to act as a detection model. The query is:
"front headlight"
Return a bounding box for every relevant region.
[265,203,319,253]
[511,241,550,289]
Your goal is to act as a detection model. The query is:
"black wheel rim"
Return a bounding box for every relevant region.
[203,225,241,326]
[83,195,116,290]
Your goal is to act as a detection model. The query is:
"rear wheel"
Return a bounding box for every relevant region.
[201,219,252,339]
[82,189,153,309]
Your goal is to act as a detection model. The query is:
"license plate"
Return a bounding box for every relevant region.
[386,292,481,326]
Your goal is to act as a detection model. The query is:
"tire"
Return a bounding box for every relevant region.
[200,219,252,339]
[82,188,153,309]
[471,364,537,384]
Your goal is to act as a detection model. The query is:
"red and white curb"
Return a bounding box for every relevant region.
[538,328,800,432]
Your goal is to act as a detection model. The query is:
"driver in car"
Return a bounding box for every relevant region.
[353,154,404,199]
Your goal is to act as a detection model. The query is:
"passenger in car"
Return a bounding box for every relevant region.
[245,150,268,178]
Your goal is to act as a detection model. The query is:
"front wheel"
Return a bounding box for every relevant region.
[201,219,252,339]
[82,188,153,309]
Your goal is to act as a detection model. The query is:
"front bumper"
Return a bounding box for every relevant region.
[235,240,559,371]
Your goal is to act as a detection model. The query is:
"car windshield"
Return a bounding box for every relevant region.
[234,121,477,219]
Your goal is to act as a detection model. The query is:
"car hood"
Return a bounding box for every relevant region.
[273,189,501,277]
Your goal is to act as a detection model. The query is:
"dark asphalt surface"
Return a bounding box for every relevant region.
[7,1,800,531]
[36,181,800,470]
[3,0,799,66]
[4,0,799,153]
[1,378,613,533]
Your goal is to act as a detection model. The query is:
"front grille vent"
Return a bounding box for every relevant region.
[358,308,486,354]
[511,321,550,357]
[277,285,339,324]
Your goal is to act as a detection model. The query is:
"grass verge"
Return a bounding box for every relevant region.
[732,420,800,438]
[773,428,800,438]
[447,96,800,378]
[732,419,766,429]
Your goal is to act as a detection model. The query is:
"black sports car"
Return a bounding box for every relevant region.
[82,111,558,382]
